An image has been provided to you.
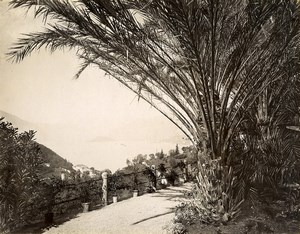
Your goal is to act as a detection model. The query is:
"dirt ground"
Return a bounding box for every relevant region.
[40,183,193,234]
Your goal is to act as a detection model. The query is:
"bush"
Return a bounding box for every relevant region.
[165,202,197,234]
[165,222,187,234]
[0,119,44,232]
[174,203,197,226]
[166,169,179,186]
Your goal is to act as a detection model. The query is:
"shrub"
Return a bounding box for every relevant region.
[174,202,197,226]
[166,169,179,186]
[0,119,44,232]
[165,201,197,234]
[165,222,187,234]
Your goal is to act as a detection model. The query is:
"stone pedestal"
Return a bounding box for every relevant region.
[102,172,108,206]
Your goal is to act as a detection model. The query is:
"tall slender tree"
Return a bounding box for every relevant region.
[8,0,300,220]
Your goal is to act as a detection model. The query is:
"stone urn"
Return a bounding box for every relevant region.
[113,195,118,203]
[82,202,90,212]
[133,189,139,197]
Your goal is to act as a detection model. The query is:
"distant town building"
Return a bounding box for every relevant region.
[73,164,90,173]
[73,164,98,178]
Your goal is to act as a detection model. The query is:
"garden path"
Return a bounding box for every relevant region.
[43,183,193,234]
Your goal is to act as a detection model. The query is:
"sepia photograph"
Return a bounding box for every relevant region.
[1,0,300,233]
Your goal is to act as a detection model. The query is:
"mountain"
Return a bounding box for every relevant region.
[39,144,74,172]
[0,110,33,131]
[0,110,74,173]
[0,110,191,171]
[0,110,53,142]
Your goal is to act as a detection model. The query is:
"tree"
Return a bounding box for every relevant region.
[0,118,44,232]
[175,144,180,155]
[148,154,155,160]
[168,156,177,169]
[169,149,177,157]
[82,170,91,181]
[235,69,300,198]
[166,169,179,186]
[157,163,167,175]
[132,154,147,165]
[155,150,165,160]
[8,0,300,221]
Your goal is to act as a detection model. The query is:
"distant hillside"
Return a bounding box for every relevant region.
[0,110,51,142]
[0,110,32,131]
[0,111,75,177]
[0,110,74,171]
[38,144,74,172]
[0,110,191,171]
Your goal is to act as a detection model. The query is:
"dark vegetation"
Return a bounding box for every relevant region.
[0,116,192,233]
[0,117,103,233]
[108,145,197,202]
[6,0,300,233]
[38,144,73,172]
[0,118,44,232]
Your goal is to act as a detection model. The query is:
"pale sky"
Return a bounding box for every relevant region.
[0,1,187,171]
[0,1,160,125]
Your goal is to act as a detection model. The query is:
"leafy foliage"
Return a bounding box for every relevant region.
[0,118,44,232]
[8,0,300,224]
[38,144,74,172]
[8,0,300,154]
[233,70,300,202]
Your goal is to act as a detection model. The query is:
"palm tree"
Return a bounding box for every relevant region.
[235,70,300,200]
[8,0,300,220]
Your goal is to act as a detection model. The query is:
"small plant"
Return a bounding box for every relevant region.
[145,185,155,193]
[42,177,63,211]
[164,221,187,234]
[166,169,179,186]
[165,201,197,234]
[143,167,156,192]
[80,183,91,212]
[110,175,118,196]
[174,203,197,226]
[81,184,91,203]
[157,163,167,175]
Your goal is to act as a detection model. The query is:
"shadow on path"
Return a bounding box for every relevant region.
[131,209,175,225]
[41,183,194,234]
[131,186,191,226]
[150,187,188,201]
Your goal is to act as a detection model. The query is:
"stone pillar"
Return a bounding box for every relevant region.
[61,171,66,181]
[102,172,108,206]
[151,165,157,190]
[184,160,188,182]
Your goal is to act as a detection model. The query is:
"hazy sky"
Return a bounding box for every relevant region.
[0,1,161,125]
[0,1,186,171]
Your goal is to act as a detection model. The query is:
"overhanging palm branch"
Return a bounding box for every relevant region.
[8,0,300,162]
[7,0,300,220]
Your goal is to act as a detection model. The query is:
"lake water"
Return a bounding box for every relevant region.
[41,139,190,172]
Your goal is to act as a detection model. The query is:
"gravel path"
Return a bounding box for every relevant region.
[43,183,192,234]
